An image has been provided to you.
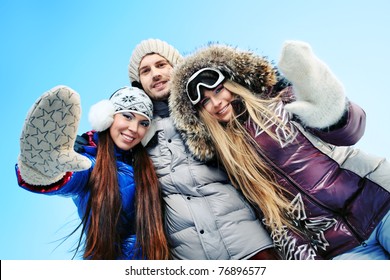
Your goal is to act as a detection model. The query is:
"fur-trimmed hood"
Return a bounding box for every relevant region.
[169,44,282,162]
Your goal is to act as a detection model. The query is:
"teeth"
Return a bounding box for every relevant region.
[122,134,134,141]
[218,106,228,114]
[154,82,163,88]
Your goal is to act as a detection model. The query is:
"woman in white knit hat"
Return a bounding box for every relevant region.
[170,40,390,260]
[15,86,169,260]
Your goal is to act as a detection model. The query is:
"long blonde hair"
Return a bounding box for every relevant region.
[199,80,293,233]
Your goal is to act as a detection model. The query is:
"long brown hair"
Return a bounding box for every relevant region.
[78,130,169,260]
[132,143,170,260]
[198,80,294,234]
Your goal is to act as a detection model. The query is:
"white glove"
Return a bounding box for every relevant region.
[278,40,346,129]
[18,85,92,185]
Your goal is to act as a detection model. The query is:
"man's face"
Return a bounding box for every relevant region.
[138,54,173,101]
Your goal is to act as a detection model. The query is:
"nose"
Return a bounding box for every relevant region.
[151,67,161,80]
[210,96,222,107]
[127,120,139,133]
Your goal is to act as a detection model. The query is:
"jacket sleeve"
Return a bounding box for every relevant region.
[305,101,366,146]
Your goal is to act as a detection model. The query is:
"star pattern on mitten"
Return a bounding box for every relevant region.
[18,86,91,185]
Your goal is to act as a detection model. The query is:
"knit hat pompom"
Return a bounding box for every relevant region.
[128,38,183,83]
[88,100,115,132]
[88,86,153,132]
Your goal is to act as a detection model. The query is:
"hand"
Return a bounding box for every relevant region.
[18,85,91,185]
[278,40,346,129]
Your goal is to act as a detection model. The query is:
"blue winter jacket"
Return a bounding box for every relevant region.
[16,132,141,259]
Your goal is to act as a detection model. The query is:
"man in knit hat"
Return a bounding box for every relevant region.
[128,38,279,260]
[129,39,182,102]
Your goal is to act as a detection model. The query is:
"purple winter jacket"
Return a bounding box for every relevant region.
[245,89,390,259]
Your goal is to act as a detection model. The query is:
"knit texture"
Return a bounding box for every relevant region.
[278,40,346,128]
[89,86,153,132]
[18,86,91,185]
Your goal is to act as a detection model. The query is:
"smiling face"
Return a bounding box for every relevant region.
[109,112,150,150]
[138,54,173,101]
[200,84,234,123]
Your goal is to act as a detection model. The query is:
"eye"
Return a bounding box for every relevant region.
[214,85,223,94]
[140,120,150,127]
[157,61,168,68]
[121,113,134,120]
[139,68,150,75]
[200,97,210,107]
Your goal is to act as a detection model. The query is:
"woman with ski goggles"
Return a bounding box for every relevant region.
[170,41,390,260]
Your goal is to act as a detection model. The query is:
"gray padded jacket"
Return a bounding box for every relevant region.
[143,101,273,259]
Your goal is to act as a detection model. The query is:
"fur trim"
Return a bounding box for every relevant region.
[88,100,115,131]
[169,44,278,161]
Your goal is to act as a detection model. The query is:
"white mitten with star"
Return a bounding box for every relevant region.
[278,40,347,129]
[18,85,92,185]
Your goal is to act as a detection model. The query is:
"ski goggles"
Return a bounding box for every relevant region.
[186,67,225,105]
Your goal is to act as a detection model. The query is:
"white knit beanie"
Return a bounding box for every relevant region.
[89,86,153,132]
[128,39,183,83]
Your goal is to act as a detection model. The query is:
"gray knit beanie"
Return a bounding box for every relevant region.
[128,39,183,83]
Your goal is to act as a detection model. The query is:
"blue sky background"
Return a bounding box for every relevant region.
[1,0,389,260]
